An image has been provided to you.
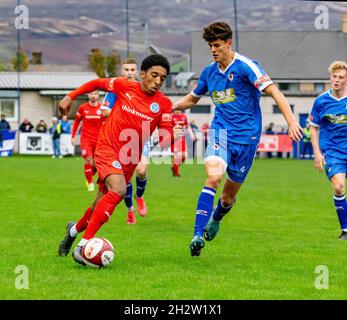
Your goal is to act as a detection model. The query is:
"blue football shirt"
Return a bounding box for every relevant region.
[309,90,347,160]
[192,52,273,144]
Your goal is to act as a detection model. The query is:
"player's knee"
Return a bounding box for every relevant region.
[85,157,94,165]
[220,194,235,207]
[136,168,147,179]
[333,183,345,196]
[108,186,126,199]
[206,175,222,190]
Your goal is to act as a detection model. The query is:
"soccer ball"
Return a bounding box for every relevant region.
[81,237,114,268]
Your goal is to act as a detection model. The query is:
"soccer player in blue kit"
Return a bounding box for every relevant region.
[309,61,347,239]
[173,22,303,256]
[102,58,150,225]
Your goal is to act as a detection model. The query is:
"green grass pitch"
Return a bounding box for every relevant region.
[1,155,346,300]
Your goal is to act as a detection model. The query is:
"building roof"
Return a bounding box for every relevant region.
[0,72,98,90]
[191,30,347,80]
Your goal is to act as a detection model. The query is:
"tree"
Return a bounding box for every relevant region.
[12,48,29,72]
[88,48,120,78]
[106,49,121,78]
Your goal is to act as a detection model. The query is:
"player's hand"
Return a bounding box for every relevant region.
[173,124,184,140]
[102,109,111,118]
[288,122,303,142]
[71,136,76,146]
[59,95,72,115]
[314,152,325,172]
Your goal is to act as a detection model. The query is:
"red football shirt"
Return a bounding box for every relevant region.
[171,112,188,152]
[68,78,173,165]
[71,102,104,145]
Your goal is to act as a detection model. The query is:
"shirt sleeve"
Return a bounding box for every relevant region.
[308,99,321,127]
[240,59,273,92]
[71,107,82,138]
[68,78,123,100]
[191,67,209,98]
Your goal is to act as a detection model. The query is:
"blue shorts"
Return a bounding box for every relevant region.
[142,139,151,158]
[325,154,347,180]
[205,136,258,183]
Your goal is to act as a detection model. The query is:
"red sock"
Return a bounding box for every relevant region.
[84,163,94,184]
[82,191,123,240]
[75,207,93,233]
[173,163,179,176]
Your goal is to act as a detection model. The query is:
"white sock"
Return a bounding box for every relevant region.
[69,224,78,238]
[78,238,88,247]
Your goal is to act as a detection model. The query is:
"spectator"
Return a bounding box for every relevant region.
[19,118,34,132]
[265,122,275,158]
[189,120,199,160]
[0,114,11,131]
[200,122,210,153]
[60,115,71,134]
[35,119,48,133]
[302,122,313,159]
[50,117,62,159]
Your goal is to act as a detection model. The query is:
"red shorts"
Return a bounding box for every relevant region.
[94,142,137,192]
[80,139,97,159]
[171,137,186,153]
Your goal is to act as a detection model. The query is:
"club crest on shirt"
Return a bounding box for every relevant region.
[112,161,122,169]
[228,73,233,81]
[150,102,160,113]
[97,109,102,115]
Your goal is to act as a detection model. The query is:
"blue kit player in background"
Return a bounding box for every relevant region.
[174,21,303,256]
[309,61,347,239]
[101,58,150,225]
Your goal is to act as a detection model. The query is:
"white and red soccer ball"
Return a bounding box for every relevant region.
[81,237,114,268]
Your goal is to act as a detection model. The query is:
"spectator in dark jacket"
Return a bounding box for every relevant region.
[19,118,34,132]
[0,114,11,131]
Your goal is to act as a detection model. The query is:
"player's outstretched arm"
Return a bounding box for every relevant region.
[310,125,325,172]
[173,93,200,111]
[264,84,303,142]
[59,79,110,115]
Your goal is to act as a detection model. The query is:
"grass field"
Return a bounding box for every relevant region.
[1,155,346,300]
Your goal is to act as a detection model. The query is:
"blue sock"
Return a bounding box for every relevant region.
[334,194,347,230]
[136,176,147,198]
[124,182,133,209]
[213,197,235,221]
[194,186,216,237]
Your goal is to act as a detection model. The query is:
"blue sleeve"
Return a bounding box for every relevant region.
[102,92,117,110]
[191,67,209,97]
[240,58,273,92]
[308,99,321,127]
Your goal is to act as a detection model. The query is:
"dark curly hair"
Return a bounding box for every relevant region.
[141,54,170,75]
[203,22,233,42]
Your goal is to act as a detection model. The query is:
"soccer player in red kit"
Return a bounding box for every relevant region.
[71,91,104,192]
[171,109,189,177]
[58,55,179,264]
